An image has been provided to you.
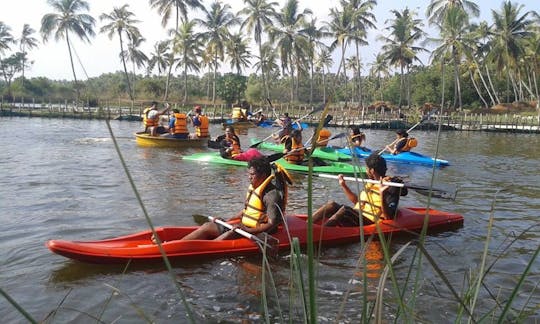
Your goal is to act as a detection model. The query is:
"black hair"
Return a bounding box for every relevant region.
[365,152,387,176]
[151,101,158,106]
[248,157,271,177]
[225,126,235,133]
[350,125,361,135]
[396,129,408,137]
[290,129,302,139]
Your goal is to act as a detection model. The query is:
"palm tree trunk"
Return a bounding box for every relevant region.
[453,53,462,109]
[398,64,404,108]
[322,67,326,103]
[183,67,188,104]
[212,54,217,106]
[258,41,270,100]
[469,70,488,108]
[309,57,314,105]
[66,33,80,103]
[119,33,134,102]
[485,65,500,104]
[355,43,362,108]
[475,61,496,106]
[163,59,173,101]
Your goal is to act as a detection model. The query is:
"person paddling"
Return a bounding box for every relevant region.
[349,126,367,150]
[312,152,408,226]
[143,102,170,136]
[385,129,417,155]
[190,105,210,138]
[180,157,290,240]
[217,126,264,161]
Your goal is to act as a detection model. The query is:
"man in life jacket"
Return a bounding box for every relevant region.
[231,104,247,122]
[283,129,305,164]
[166,108,190,138]
[190,105,210,138]
[385,129,417,154]
[312,152,408,226]
[143,102,171,136]
[180,157,291,241]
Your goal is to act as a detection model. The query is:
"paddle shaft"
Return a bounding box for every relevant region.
[208,216,268,246]
[267,132,346,162]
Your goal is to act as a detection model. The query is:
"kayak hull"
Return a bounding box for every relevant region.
[337,147,450,167]
[251,138,351,162]
[134,132,208,148]
[46,207,463,264]
[183,152,366,176]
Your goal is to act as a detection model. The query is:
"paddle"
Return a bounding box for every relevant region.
[266,132,347,162]
[316,173,456,200]
[380,110,438,155]
[192,214,279,257]
[249,105,324,148]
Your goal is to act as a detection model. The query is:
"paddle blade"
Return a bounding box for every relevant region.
[406,184,457,200]
[267,152,285,162]
[255,232,279,259]
[192,214,211,225]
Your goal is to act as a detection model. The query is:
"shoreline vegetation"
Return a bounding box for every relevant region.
[1,100,539,133]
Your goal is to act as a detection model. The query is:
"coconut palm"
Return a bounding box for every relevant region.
[426,0,480,25]
[125,32,148,101]
[379,8,426,108]
[267,0,311,102]
[172,20,203,103]
[299,17,327,104]
[100,4,141,101]
[18,24,38,83]
[196,1,240,105]
[427,6,474,109]
[226,32,251,75]
[238,0,277,100]
[325,6,354,89]
[147,40,169,76]
[315,47,333,103]
[150,0,204,101]
[343,0,377,107]
[0,22,14,55]
[40,0,95,103]
[369,53,389,101]
[488,1,534,102]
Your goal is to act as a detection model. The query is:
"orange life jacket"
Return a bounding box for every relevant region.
[317,129,332,147]
[195,115,210,137]
[284,136,304,164]
[228,135,242,157]
[173,113,188,134]
[143,107,158,127]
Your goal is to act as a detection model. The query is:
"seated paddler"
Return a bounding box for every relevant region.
[312,152,408,226]
[181,157,292,240]
[218,126,263,161]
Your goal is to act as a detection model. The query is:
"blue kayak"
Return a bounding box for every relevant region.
[223,119,308,129]
[337,147,450,167]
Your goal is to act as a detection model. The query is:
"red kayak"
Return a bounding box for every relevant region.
[46,207,463,264]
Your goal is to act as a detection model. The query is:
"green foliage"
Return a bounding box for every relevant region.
[216,73,247,104]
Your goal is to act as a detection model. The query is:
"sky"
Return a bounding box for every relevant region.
[0,0,538,81]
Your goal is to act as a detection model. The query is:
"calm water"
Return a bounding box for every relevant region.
[1,117,539,323]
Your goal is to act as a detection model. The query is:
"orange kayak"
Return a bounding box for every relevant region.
[46,207,463,264]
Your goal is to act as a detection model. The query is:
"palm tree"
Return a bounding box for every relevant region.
[147,40,169,76]
[344,0,377,107]
[252,41,279,104]
[488,1,534,102]
[0,22,15,97]
[150,0,204,101]
[379,8,426,108]
[226,32,251,75]
[126,32,148,101]
[18,24,38,84]
[315,47,333,103]
[268,0,311,102]
[40,0,95,103]
[427,6,474,109]
[300,17,326,104]
[172,20,203,103]
[369,53,389,101]
[196,1,240,105]
[99,4,141,101]
[325,6,354,88]
[238,0,277,100]
[426,0,480,25]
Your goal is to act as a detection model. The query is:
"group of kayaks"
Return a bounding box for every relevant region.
[45,127,459,264]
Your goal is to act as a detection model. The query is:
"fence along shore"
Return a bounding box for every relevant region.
[1,99,538,133]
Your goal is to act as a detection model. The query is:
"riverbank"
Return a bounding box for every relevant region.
[1,102,539,133]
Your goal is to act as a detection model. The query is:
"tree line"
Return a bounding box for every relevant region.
[0,0,538,111]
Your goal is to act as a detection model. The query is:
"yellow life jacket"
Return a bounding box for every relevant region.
[173,113,188,134]
[242,174,275,228]
[231,107,245,120]
[143,107,158,127]
[354,183,384,223]
[196,115,210,137]
[284,137,304,164]
[317,129,332,147]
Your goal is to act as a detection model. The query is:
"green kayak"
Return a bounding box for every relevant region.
[183,152,366,176]
[250,138,352,162]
